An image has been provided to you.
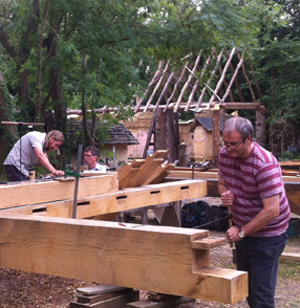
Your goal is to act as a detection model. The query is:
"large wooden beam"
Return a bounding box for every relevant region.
[280,252,300,263]
[0,180,207,218]
[119,150,168,188]
[168,170,219,179]
[283,182,300,216]
[0,215,248,304]
[0,174,119,209]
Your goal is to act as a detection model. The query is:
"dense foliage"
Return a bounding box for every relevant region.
[0,0,299,159]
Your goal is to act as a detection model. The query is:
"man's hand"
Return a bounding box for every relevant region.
[52,170,65,177]
[34,147,64,177]
[221,190,234,207]
[226,226,240,243]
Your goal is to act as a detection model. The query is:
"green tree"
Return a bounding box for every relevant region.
[0,0,285,150]
[251,0,300,154]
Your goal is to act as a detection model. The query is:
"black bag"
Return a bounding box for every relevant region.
[181,201,229,232]
[204,205,229,232]
[181,200,210,228]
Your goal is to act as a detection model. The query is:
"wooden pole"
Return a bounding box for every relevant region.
[211,108,221,167]
[72,144,83,219]
[1,121,45,126]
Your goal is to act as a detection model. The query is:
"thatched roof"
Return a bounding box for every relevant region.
[107,124,139,145]
[195,117,224,131]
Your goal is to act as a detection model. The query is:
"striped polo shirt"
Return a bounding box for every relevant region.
[218,142,290,237]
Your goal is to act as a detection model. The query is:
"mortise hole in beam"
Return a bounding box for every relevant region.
[116,195,127,200]
[32,207,47,214]
[181,186,189,191]
[77,201,90,206]
[150,190,161,195]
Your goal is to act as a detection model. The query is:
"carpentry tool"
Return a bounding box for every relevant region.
[64,169,81,178]
[40,168,81,181]
[228,206,234,246]
[227,206,237,263]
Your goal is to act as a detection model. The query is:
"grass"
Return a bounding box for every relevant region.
[0,172,8,182]
[288,300,300,307]
[278,261,300,280]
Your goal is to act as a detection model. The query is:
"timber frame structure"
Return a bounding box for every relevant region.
[134,48,264,113]
[67,47,265,164]
[134,48,265,164]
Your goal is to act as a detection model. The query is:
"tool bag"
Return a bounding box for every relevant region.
[181,200,210,228]
[181,201,229,231]
[204,205,229,232]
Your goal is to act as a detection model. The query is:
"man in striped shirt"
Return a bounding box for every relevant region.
[218,117,290,308]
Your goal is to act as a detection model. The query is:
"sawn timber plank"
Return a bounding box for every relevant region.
[77,288,134,304]
[0,174,119,209]
[70,290,139,308]
[280,252,300,263]
[192,237,226,250]
[126,158,164,187]
[122,150,168,188]
[76,285,127,295]
[0,216,248,304]
[148,163,175,185]
[118,159,145,187]
[0,179,207,219]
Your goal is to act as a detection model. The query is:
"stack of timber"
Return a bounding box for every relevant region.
[70,286,194,308]
[70,285,139,308]
[118,150,175,189]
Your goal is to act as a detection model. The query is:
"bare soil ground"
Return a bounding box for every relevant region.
[0,197,299,308]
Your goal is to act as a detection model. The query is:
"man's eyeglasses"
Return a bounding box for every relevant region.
[219,137,247,149]
[84,154,95,157]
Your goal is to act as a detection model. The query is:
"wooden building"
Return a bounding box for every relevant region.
[67,120,139,165]
[124,111,224,163]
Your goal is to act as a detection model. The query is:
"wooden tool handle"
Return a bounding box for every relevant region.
[228,207,234,248]
[1,121,44,126]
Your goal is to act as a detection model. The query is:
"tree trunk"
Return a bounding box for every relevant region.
[82,50,93,146]
[52,72,66,132]
[44,30,66,132]
[36,0,50,121]
[0,69,18,139]
[19,0,40,120]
